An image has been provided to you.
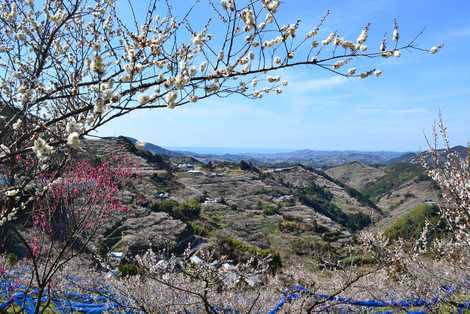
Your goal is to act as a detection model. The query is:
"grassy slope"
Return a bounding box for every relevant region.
[361,163,429,202]
[384,203,441,240]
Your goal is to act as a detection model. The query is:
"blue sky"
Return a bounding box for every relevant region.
[98,0,470,152]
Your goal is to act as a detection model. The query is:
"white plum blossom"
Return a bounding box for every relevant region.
[138,95,151,105]
[12,119,22,130]
[374,69,383,77]
[263,0,280,13]
[322,32,335,45]
[91,55,105,75]
[67,132,80,149]
[0,144,10,156]
[192,33,205,46]
[32,137,54,161]
[393,50,401,57]
[333,59,348,69]
[66,120,78,134]
[5,189,19,197]
[174,75,189,89]
[166,91,178,108]
[221,0,235,11]
[135,140,146,150]
[241,9,255,32]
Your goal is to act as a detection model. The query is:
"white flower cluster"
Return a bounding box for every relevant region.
[0,144,10,158]
[91,55,105,75]
[0,208,17,226]
[262,0,280,13]
[241,9,256,32]
[67,132,80,149]
[33,137,54,161]
[220,0,235,11]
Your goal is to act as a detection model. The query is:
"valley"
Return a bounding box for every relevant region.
[80,137,449,270]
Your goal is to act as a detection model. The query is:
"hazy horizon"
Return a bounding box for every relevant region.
[165,145,414,155]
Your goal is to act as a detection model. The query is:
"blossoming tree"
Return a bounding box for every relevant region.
[0,0,442,312]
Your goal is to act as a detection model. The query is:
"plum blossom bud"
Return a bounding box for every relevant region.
[307,29,319,38]
[166,91,178,108]
[356,24,370,44]
[374,69,383,77]
[430,44,443,54]
[393,50,401,57]
[360,71,371,79]
[392,19,400,41]
[200,62,207,72]
[67,132,80,149]
[189,95,199,103]
[267,75,280,83]
[347,68,357,76]
[274,56,281,65]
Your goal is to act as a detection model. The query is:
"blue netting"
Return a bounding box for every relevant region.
[267,284,470,314]
[1,278,469,313]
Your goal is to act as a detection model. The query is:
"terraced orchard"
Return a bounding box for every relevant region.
[60,137,399,269]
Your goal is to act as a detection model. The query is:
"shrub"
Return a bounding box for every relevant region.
[262,203,279,216]
[214,235,282,272]
[188,222,211,237]
[278,219,299,233]
[175,197,201,220]
[155,198,201,220]
[345,212,372,231]
[118,263,139,277]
